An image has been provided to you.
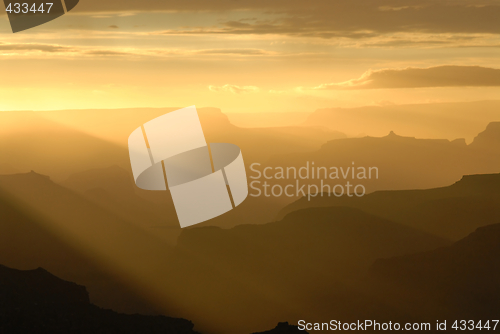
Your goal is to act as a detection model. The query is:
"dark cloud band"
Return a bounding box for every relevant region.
[73,0,500,37]
[311,66,500,90]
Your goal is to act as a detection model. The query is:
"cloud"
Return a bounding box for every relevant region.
[108,25,119,29]
[73,0,500,37]
[0,42,75,53]
[330,32,500,49]
[195,49,272,56]
[156,22,380,39]
[84,50,131,56]
[0,42,277,59]
[0,42,135,56]
[310,66,500,90]
[209,84,259,94]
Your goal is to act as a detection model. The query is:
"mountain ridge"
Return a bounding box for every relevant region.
[277,172,500,240]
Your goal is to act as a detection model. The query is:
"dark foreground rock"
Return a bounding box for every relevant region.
[253,322,305,334]
[0,264,301,334]
[0,265,199,334]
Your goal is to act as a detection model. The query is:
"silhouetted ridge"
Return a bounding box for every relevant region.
[386,130,402,138]
[451,138,467,146]
[0,265,89,307]
[0,170,52,183]
[322,131,450,146]
[0,265,304,334]
[252,322,305,334]
[303,101,500,142]
[62,165,134,194]
[370,222,500,318]
[60,165,181,232]
[0,265,200,333]
[470,121,500,149]
[452,173,500,194]
[198,107,233,129]
[278,173,500,240]
[177,206,447,288]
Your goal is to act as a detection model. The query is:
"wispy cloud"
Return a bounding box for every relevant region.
[209,84,260,94]
[0,42,277,59]
[338,33,500,49]
[308,65,500,90]
[0,42,75,53]
[195,48,273,56]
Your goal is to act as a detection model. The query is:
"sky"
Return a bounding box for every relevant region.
[1,0,500,112]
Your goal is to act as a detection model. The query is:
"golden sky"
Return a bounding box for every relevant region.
[1,0,500,112]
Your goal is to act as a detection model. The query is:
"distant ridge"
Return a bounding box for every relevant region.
[0,107,344,181]
[470,121,500,150]
[278,172,500,240]
[304,100,500,142]
[267,121,500,193]
[369,222,500,319]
